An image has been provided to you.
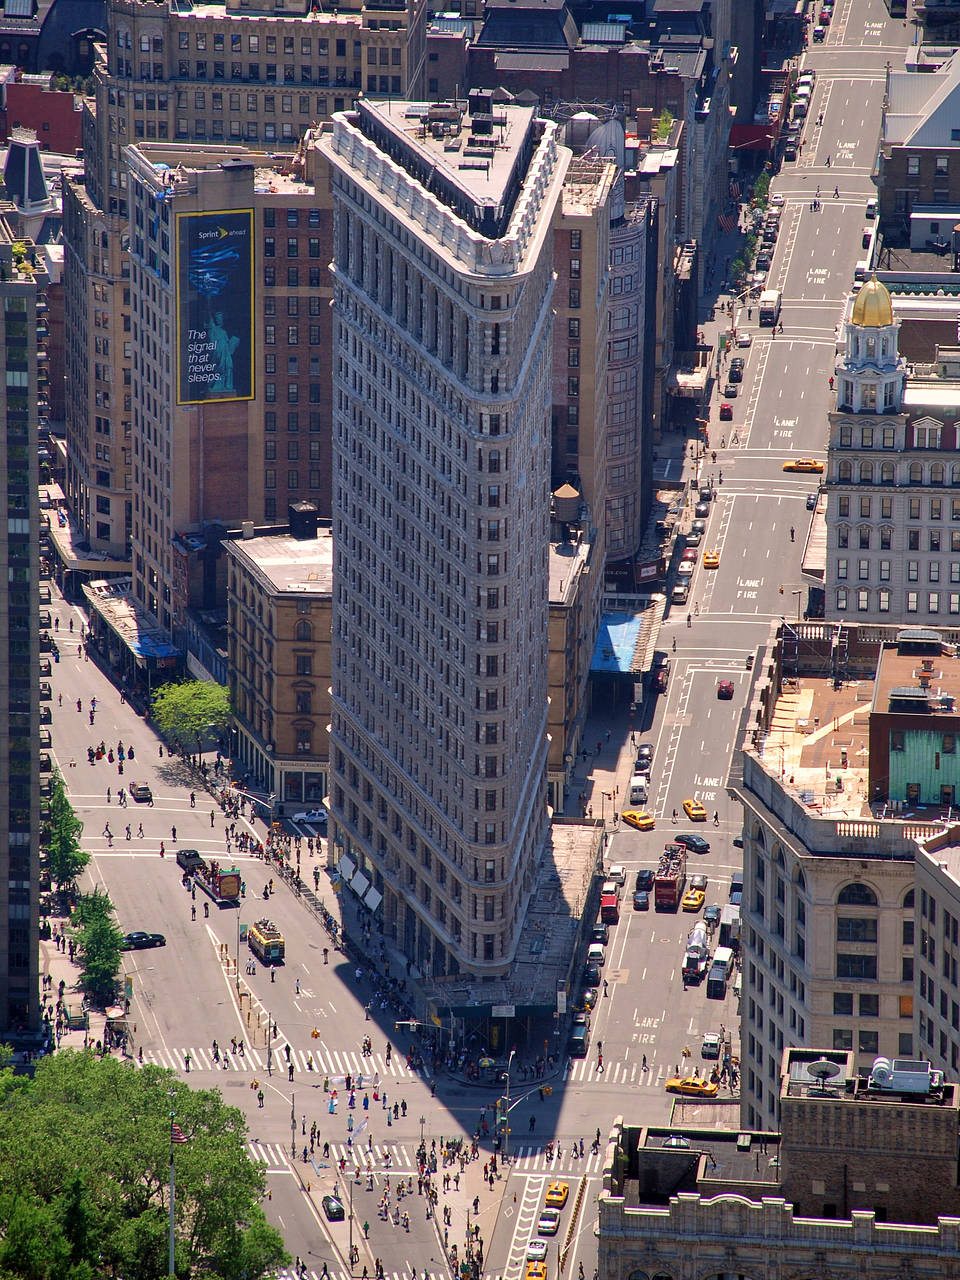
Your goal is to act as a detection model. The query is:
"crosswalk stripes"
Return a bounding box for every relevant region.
[136,1044,409,1080]
[566,1056,652,1085]
[247,1141,292,1171]
[509,1146,604,1175]
[275,1272,448,1280]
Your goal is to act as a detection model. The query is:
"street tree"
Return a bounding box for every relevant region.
[45,772,88,893]
[151,681,231,754]
[71,890,122,1007]
[0,1050,289,1279]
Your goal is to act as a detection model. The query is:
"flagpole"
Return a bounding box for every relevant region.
[169,1087,176,1279]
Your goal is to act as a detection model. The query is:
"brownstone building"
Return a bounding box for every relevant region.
[223,505,332,809]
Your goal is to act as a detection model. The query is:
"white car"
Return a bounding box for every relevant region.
[770,193,785,205]
[537,1208,561,1236]
[526,1241,548,1261]
[292,808,327,826]
[701,1032,723,1059]
[677,559,695,576]
[736,332,753,347]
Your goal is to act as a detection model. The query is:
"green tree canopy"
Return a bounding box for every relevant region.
[70,890,122,1007]
[151,681,231,753]
[46,773,88,893]
[0,1051,288,1279]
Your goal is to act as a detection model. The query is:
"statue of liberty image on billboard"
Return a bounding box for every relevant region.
[175,210,254,405]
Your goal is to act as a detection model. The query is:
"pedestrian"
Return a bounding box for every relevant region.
[257,1089,264,1107]
[190,792,196,808]
[713,811,720,826]
[825,154,831,166]
[137,823,144,838]
[296,977,300,995]
[833,185,839,198]
[210,810,215,827]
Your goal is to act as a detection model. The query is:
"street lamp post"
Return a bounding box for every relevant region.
[503,1048,516,1162]
[791,589,802,623]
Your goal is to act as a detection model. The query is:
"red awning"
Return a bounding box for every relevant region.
[730,124,777,151]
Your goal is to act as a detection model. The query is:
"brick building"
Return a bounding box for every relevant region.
[62,0,427,570]
[0,67,82,154]
[223,505,332,810]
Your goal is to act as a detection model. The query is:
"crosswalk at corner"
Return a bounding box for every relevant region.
[248,1139,417,1176]
[509,1146,605,1175]
[565,1056,662,1086]
[275,1271,449,1280]
[137,1044,410,1081]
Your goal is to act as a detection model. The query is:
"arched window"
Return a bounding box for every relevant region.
[902,888,915,910]
[932,462,945,486]
[952,463,960,487]
[838,460,852,482]
[752,822,765,847]
[909,462,923,485]
[796,867,807,891]
[295,620,312,641]
[859,461,873,484]
[880,462,894,485]
[838,882,877,905]
[776,847,786,868]
[858,525,871,549]
[837,523,849,548]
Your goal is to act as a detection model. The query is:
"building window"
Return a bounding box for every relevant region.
[836,559,848,580]
[907,591,919,612]
[833,992,854,1015]
[836,588,848,611]
[837,953,878,980]
[837,917,878,942]
[857,588,869,611]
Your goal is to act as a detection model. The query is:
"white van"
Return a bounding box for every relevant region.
[713,944,735,976]
[629,774,649,804]
[607,864,626,887]
[587,942,605,968]
[793,92,810,119]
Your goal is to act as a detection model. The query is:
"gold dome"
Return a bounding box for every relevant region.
[851,274,893,327]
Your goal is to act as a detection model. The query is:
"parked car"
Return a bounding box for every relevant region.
[806,492,818,510]
[728,358,745,382]
[636,743,654,770]
[322,1195,345,1221]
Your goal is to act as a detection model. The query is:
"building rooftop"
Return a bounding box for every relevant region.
[353,97,539,238]
[781,1045,958,1108]
[223,527,334,597]
[549,530,591,607]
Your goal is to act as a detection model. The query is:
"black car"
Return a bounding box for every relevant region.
[704,904,721,927]
[322,1195,345,1222]
[695,502,711,519]
[635,743,654,770]
[730,890,743,907]
[676,833,711,854]
[591,922,609,946]
[728,358,745,383]
[633,890,650,911]
[584,962,601,985]
[635,868,655,891]
[120,931,166,951]
[806,492,818,510]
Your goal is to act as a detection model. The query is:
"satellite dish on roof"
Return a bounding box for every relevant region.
[808,1058,841,1089]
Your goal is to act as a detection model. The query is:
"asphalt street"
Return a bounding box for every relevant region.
[43,0,915,1274]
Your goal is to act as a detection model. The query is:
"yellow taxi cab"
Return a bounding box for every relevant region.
[622,809,655,831]
[782,457,824,473]
[525,1263,548,1280]
[703,550,720,569]
[665,1076,720,1098]
[682,798,707,821]
[681,888,705,912]
[545,1181,569,1209]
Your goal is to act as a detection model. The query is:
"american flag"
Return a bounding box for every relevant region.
[718,212,738,233]
[171,1122,189,1144]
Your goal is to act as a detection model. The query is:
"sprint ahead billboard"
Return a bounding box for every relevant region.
[175,210,254,405]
